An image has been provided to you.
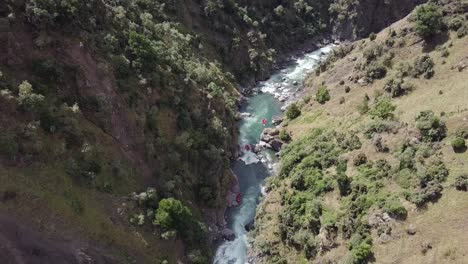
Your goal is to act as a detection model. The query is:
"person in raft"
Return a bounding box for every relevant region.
[245,144,251,151]
[261,118,267,125]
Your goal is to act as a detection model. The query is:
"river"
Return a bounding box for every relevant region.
[214,45,335,264]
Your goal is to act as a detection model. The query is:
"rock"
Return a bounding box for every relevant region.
[368,211,392,227]
[278,96,286,102]
[221,229,236,241]
[240,112,252,118]
[457,62,466,72]
[379,233,392,244]
[292,80,298,86]
[260,133,274,143]
[406,224,417,235]
[258,141,272,149]
[245,221,255,232]
[272,116,283,125]
[263,128,280,136]
[270,139,284,152]
[357,77,369,86]
[420,241,432,254]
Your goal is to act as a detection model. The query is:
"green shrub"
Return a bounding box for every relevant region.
[364,120,396,139]
[369,32,376,41]
[413,55,434,79]
[18,81,45,112]
[415,111,446,142]
[286,103,301,120]
[0,133,19,159]
[413,3,443,38]
[365,62,387,80]
[154,198,205,242]
[357,95,370,115]
[316,85,330,104]
[279,130,292,142]
[368,98,396,120]
[457,24,468,38]
[454,174,468,191]
[349,240,373,264]
[363,44,385,62]
[353,153,367,166]
[448,16,465,31]
[451,137,466,152]
[383,77,413,97]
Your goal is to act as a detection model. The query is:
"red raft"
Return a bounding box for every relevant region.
[236,193,242,204]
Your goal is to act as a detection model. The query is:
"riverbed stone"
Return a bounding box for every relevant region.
[270,139,284,152]
[221,229,236,241]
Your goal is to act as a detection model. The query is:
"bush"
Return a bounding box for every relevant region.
[349,241,373,264]
[448,16,465,31]
[454,174,468,191]
[365,62,387,80]
[457,24,468,38]
[384,77,413,97]
[413,55,434,79]
[451,137,466,152]
[279,130,292,142]
[413,3,443,38]
[363,44,385,62]
[353,153,367,166]
[286,103,301,120]
[415,111,446,142]
[369,32,376,41]
[368,98,396,120]
[316,85,330,104]
[0,133,19,159]
[357,95,370,115]
[154,198,205,242]
[18,81,45,112]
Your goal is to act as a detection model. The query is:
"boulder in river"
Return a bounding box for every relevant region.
[221,229,236,241]
[263,128,280,136]
[245,221,255,232]
[270,139,284,152]
[272,116,283,125]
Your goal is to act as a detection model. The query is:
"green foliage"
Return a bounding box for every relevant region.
[0,133,19,159]
[369,32,376,41]
[18,81,45,112]
[413,55,434,79]
[279,130,292,142]
[415,111,446,142]
[454,174,468,191]
[154,198,205,243]
[316,85,330,104]
[365,62,387,80]
[363,44,385,62]
[65,147,102,183]
[349,240,373,264]
[357,95,370,115]
[413,3,443,38]
[449,16,465,31]
[363,120,397,139]
[384,77,413,97]
[286,103,301,120]
[368,97,396,120]
[128,31,166,72]
[451,137,466,152]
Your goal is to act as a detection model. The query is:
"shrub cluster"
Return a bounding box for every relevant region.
[415,111,446,142]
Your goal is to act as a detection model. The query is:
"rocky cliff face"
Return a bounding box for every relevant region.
[331,0,428,40]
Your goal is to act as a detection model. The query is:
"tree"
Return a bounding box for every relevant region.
[413,3,443,38]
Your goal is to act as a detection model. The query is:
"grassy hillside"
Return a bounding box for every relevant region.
[0,0,439,263]
[252,1,468,263]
